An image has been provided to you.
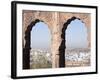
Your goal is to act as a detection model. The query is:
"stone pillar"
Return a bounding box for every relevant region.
[81,15,91,48]
[84,17,91,48]
[51,12,61,68]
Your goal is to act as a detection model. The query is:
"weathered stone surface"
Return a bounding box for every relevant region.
[22,10,91,68]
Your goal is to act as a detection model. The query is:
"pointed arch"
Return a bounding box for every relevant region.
[23,19,50,69]
[59,16,88,67]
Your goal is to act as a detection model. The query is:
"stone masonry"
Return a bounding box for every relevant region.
[22,10,91,69]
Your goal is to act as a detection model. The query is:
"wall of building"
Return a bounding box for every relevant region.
[23,10,91,68]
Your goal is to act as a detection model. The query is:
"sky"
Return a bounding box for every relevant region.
[31,22,51,51]
[66,19,88,49]
[31,19,88,51]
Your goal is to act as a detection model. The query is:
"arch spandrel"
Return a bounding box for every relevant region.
[59,12,90,27]
[24,11,54,31]
[22,11,54,47]
[37,11,54,31]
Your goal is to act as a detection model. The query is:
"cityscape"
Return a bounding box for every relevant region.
[30,48,90,69]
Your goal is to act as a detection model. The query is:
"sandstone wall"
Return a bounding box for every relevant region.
[22,10,91,68]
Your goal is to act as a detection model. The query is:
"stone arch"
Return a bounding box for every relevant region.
[59,16,89,67]
[22,11,91,68]
[59,13,91,48]
[23,19,50,69]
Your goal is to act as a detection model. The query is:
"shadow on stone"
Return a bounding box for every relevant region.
[59,16,80,67]
[23,19,41,69]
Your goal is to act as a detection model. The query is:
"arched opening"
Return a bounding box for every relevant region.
[30,22,51,69]
[59,17,77,67]
[59,17,90,67]
[23,19,51,69]
[65,19,90,67]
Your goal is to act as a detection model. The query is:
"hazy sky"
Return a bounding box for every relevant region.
[31,22,51,51]
[31,19,88,50]
[66,19,88,48]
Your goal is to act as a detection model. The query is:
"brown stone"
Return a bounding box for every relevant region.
[22,10,91,69]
